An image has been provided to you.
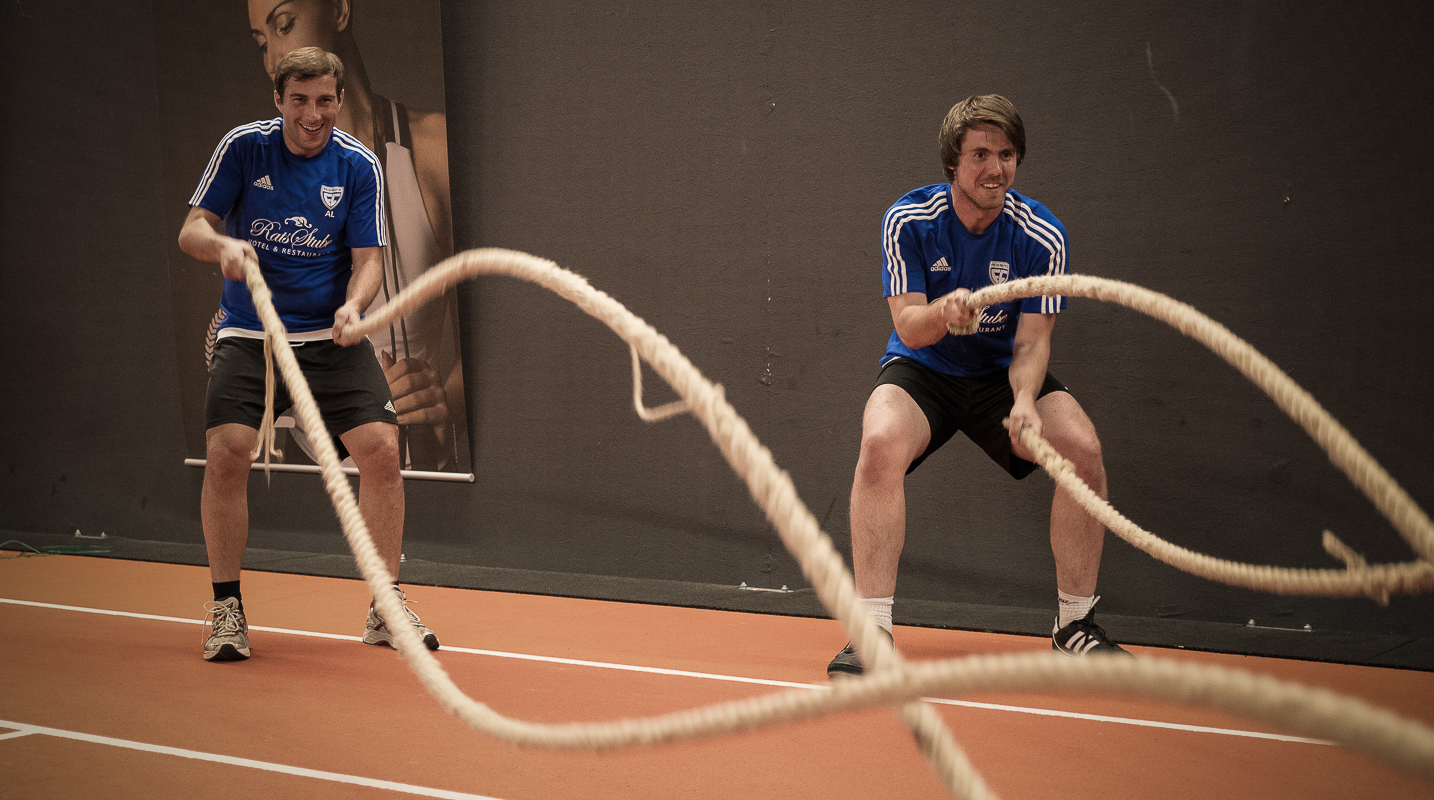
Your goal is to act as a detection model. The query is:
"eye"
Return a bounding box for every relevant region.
[275,12,296,36]
[252,33,267,55]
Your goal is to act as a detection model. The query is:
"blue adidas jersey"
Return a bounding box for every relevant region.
[880,184,1068,376]
[189,119,387,333]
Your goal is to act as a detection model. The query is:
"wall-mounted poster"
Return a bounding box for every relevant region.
[155,0,470,480]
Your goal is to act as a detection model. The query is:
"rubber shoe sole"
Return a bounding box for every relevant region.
[362,597,440,651]
[203,642,251,661]
[362,625,440,651]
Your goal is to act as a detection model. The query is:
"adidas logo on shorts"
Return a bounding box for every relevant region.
[384,400,396,413]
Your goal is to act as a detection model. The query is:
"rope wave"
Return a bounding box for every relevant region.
[233,249,1434,800]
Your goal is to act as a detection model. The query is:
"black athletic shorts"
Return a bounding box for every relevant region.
[205,336,398,437]
[875,357,1067,479]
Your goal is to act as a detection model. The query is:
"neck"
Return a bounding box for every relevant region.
[949,182,1001,235]
[284,131,329,158]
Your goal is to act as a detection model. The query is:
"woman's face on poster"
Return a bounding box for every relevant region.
[248,0,346,80]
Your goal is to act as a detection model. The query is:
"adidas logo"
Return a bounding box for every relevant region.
[1059,631,1103,655]
[384,400,396,413]
[253,175,274,190]
[930,257,950,272]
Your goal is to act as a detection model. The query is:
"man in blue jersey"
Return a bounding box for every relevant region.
[178,46,438,661]
[829,95,1127,677]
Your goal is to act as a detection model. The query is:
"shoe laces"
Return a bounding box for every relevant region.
[203,600,246,641]
[375,588,426,628]
[1071,617,1114,644]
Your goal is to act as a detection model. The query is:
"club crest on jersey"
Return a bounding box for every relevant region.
[320,185,344,210]
[988,260,1010,284]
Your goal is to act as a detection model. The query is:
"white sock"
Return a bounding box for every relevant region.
[863,596,894,634]
[1057,590,1096,630]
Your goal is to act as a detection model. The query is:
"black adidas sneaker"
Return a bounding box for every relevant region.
[1053,600,1132,656]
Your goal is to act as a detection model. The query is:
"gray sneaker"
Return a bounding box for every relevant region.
[362,587,440,651]
[826,628,893,679]
[203,597,251,661]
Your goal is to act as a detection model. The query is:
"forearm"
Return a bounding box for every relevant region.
[1008,336,1050,404]
[1009,312,1056,405]
[333,247,384,342]
[179,206,253,281]
[178,208,229,263]
[894,303,949,349]
[891,289,973,350]
[343,247,385,310]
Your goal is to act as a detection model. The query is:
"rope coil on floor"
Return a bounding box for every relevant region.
[242,249,1434,799]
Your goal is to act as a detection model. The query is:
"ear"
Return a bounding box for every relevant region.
[274,90,283,110]
[334,0,351,33]
[335,88,344,107]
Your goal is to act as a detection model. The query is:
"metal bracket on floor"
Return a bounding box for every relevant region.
[1246,619,1313,632]
[73,529,107,540]
[737,582,792,593]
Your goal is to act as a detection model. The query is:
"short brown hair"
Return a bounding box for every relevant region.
[273,46,345,99]
[938,94,1026,180]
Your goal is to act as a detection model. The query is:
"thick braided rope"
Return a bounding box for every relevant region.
[326,251,990,798]
[954,275,1434,599]
[1016,426,1434,601]
[243,251,1434,797]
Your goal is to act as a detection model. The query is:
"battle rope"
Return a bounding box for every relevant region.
[240,250,1433,799]
[954,275,1434,603]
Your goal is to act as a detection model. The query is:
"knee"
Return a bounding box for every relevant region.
[1060,427,1105,488]
[855,428,915,487]
[1039,396,1104,481]
[205,429,256,482]
[346,425,402,478]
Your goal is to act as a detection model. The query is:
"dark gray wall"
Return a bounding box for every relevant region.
[3,1,1432,647]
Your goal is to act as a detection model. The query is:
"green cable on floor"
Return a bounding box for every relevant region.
[0,540,113,559]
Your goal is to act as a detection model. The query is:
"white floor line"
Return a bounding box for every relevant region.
[0,596,1332,745]
[0,719,504,800]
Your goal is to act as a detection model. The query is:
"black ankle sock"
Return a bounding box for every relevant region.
[213,580,242,609]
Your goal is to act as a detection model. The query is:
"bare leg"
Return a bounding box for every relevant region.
[850,385,931,599]
[201,423,259,583]
[340,421,405,578]
[1030,392,1107,596]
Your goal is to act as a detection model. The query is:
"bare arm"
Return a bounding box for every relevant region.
[177,206,256,282]
[332,246,383,344]
[887,289,975,350]
[408,110,454,257]
[1007,311,1056,448]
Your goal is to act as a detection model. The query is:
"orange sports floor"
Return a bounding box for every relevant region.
[2,552,1432,799]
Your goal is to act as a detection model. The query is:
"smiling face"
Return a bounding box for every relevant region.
[950,124,1018,223]
[249,0,346,82]
[275,73,342,157]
